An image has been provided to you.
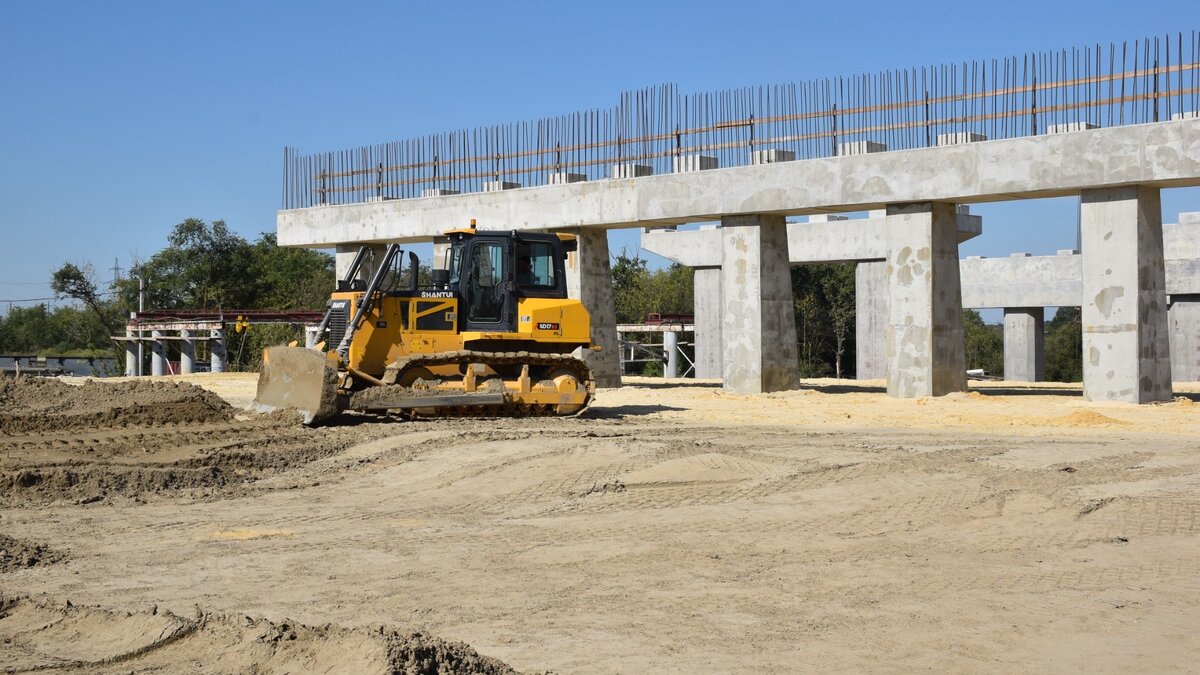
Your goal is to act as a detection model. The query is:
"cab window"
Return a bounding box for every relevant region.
[516,241,556,289]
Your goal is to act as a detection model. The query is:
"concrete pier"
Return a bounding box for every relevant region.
[179,329,195,375]
[565,229,620,387]
[1080,186,1172,402]
[885,202,967,398]
[720,214,799,394]
[693,266,723,378]
[1003,308,1044,381]
[855,261,887,380]
[335,244,388,285]
[150,330,166,376]
[124,328,138,377]
[1169,295,1200,381]
[210,328,227,373]
[663,330,679,378]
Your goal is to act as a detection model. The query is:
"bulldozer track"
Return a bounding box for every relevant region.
[369,349,595,419]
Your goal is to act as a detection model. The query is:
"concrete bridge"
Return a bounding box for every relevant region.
[643,210,1200,385]
[277,34,1200,403]
[280,119,1200,403]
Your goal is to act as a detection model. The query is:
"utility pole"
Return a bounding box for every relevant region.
[136,276,146,377]
[111,258,122,282]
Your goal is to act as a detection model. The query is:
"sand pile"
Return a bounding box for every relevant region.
[1051,410,1133,427]
[0,377,233,434]
[0,595,519,674]
[0,535,66,573]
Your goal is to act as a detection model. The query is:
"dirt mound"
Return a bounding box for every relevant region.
[0,378,397,506]
[0,535,66,572]
[0,594,519,674]
[0,377,233,434]
[1051,410,1133,427]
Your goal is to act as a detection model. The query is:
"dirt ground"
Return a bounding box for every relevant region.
[3,372,1199,673]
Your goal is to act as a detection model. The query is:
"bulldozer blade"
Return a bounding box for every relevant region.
[254,346,342,425]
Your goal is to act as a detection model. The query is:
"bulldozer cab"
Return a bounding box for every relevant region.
[442,230,574,333]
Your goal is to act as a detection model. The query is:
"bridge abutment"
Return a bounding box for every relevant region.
[720,214,800,394]
[1080,186,1173,402]
[885,202,967,398]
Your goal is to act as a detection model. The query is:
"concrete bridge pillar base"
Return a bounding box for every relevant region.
[1169,295,1200,382]
[719,214,800,394]
[124,328,138,377]
[885,202,967,398]
[855,261,887,380]
[1003,308,1044,382]
[210,328,227,374]
[180,329,195,375]
[150,330,166,377]
[1080,186,1172,402]
[566,229,621,388]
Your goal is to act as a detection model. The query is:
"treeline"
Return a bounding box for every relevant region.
[0,218,333,370]
[611,251,1083,381]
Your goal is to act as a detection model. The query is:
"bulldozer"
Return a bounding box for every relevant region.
[254,224,596,424]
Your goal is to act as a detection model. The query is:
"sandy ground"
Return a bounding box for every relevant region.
[3,373,1199,672]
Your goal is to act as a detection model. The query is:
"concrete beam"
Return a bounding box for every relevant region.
[720,215,799,394]
[640,210,982,268]
[885,202,967,398]
[279,119,1200,247]
[1080,186,1172,402]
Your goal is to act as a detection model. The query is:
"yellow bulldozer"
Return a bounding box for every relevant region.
[254,224,596,424]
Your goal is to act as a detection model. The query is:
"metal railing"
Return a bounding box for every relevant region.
[283,31,1200,209]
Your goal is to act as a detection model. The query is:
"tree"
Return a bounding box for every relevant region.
[962,309,1004,376]
[819,264,856,378]
[51,262,118,337]
[1044,306,1083,382]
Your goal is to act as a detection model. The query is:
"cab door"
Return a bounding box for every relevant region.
[460,236,516,333]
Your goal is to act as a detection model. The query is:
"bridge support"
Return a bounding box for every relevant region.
[1169,295,1200,382]
[566,229,621,387]
[693,267,723,378]
[335,244,387,286]
[1003,308,1044,382]
[855,261,887,380]
[150,330,166,376]
[179,329,195,375]
[885,202,967,398]
[720,214,799,394]
[124,328,138,377]
[210,328,227,373]
[1080,186,1172,402]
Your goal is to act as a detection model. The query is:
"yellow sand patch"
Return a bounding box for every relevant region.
[204,529,293,541]
[387,518,427,528]
[1050,410,1133,427]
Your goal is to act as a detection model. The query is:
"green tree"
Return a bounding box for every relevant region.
[1044,306,1083,382]
[963,309,1004,376]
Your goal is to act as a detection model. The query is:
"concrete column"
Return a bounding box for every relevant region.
[855,261,887,380]
[150,330,166,376]
[210,327,227,373]
[1169,295,1200,382]
[124,327,138,377]
[1003,308,1044,382]
[179,329,195,375]
[565,229,621,387]
[663,330,679,378]
[432,240,451,272]
[335,244,387,286]
[304,325,321,349]
[1080,186,1172,402]
[885,202,967,398]
[693,267,723,379]
[720,214,800,394]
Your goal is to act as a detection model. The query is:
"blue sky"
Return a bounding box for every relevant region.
[1,1,1197,315]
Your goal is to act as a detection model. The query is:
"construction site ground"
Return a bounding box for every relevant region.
[3,372,1199,673]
